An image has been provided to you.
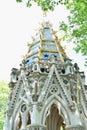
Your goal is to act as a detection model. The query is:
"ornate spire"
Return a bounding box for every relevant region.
[24,21,68,65]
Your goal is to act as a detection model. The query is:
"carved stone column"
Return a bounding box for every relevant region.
[29,102,43,125]
[20,104,28,130]
[3,114,10,130]
[27,102,44,130]
[3,108,13,130]
[66,125,84,130]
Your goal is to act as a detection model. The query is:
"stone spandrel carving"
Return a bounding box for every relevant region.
[27,75,47,98]
[28,102,43,113]
[63,76,77,101]
[37,102,43,111]
[50,84,58,94]
[69,76,79,106]
[21,104,27,113]
[28,78,39,102]
[28,102,33,112]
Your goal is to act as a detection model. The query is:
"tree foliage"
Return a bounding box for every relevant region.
[0,82,8,130]
[16,0,87,63]
[62,0,87,55]
[16,0,58,10]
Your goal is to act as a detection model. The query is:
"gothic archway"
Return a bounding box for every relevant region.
[41,95,70,127]
[13,111,31,130]
[45,104,65,130]
[10,100,31,130]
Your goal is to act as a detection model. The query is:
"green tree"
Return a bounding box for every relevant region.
[0,82,8,130]
[16,0,87,63]
[60,0,87,56]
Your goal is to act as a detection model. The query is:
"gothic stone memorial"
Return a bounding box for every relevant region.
[3,21,87,130]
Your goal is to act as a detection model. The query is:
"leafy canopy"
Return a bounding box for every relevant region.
[16,0,87,64]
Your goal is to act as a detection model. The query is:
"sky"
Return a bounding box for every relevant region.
[0,1,87,83]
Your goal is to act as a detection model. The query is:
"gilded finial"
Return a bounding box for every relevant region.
[31,36,35,41]
[43,11,47,17]
[42,11,48,22]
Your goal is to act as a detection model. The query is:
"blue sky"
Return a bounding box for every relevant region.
[0,1,87,83]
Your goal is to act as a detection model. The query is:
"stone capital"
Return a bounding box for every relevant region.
[27,124,46,130]
[20,129,27,130]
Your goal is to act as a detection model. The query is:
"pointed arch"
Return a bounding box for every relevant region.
[41,95,71,126]
[10,99,23,130]
[10,99,31,130]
